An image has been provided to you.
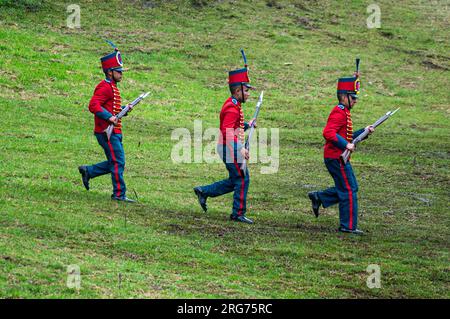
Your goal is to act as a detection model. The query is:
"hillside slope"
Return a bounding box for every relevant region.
[0,0,449,298]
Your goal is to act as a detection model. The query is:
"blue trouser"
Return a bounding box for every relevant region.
[86,133,126,199]
[199,144,250,217]
[317,158,358,230]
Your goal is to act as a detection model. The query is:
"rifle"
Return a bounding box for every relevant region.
[341,108,400,164]
[241,91,264,174]
[105,91,150,140]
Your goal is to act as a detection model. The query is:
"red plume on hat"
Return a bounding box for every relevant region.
[100,40,123,72]
[228,49,253,89]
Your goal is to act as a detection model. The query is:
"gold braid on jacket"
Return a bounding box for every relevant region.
[345,110,353,142]
[239,107,245,144]
[112,83,122,130]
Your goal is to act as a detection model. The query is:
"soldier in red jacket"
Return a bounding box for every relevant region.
[308,73,374,234]
[193,55,256,224]
[78,42,135,202]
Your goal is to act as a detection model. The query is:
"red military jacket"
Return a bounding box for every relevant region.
[323,104,364,159]
[88,78,123,134]
[218,97,248,149]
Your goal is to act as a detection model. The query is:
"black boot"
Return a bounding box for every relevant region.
[111,196,136,203]
[78,166,90,191]
[308,191,321,218]
[338,227,364,235]
[230,214,254,224]
[193,187,208,212]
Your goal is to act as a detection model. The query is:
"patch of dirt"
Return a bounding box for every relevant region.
[296,16,317,30]
[123,252,141,261]
[386,46,424,57]
[266,0,283,9]
[379,30,395,39]
[422,60,449,71]
[293,1,312,12]
[322,31,345,42]
[2,256,14,262]
[329,15,339,25]
[401,81,418,89]
[385,46,450,70]
[190,0,216,8]
[0,70,17,81]
[166,223,187,235]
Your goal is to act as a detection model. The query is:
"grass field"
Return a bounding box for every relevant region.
[0,0,449,298]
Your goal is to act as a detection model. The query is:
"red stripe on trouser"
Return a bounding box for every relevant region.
[107,139,121,198]
[340,163,353,229]
[226,143,245,216]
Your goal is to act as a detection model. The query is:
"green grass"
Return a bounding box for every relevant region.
[0,0,449,298]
